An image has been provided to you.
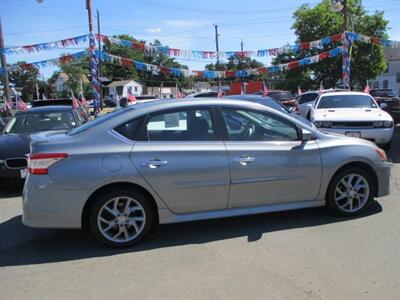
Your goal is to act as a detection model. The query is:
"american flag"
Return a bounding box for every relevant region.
[364,82,370,94]
[319,82,324,94]
[70,90,79,108]
[176,84,184,98]
[297,85,302,95]
[262,81,269,97]
[217,86,223,98]
[127,86,137,104]
[16,95,28,112]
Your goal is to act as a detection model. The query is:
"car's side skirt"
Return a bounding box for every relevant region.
[158,200,325,224]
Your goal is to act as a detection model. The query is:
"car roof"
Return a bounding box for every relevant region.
[15,105,73,114]
[319,91,371,97]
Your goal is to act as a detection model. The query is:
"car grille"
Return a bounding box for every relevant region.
[331,121,373,128]
[4,158,28,169]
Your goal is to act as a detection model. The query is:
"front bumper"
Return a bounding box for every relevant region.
[22,174,91,229]
[319,127,394,144]
[375,161,391,197]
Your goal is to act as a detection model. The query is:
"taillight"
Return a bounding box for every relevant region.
[28,153,68,175]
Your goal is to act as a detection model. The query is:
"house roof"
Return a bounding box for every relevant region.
[107,79,142,88]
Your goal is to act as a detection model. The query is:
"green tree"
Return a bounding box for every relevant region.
[8,63,40,101]
[274,0,388,90]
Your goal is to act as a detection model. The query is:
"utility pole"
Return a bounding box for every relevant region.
[342,0,348,32]
[241,39,244,52]
[214,24,221,92]
[0,16,11,111]
[96,9,103,109]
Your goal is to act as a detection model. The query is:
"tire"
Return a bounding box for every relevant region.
[326,167,374,216]
[379,140,392,151]
[89,189,155,247]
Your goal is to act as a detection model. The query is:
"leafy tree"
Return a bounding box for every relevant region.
[8,63,40,101]
[274,0,388,90]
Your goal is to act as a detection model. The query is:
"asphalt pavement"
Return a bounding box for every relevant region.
[0,127,399,300]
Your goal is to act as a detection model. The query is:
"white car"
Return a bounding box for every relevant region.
[297,91,319,119]
[310,91,394,149]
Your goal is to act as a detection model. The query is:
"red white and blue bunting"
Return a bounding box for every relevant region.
[346,32,400,48]
[0,51,88,75]
[97,47,343,79]
[0,35,89,55]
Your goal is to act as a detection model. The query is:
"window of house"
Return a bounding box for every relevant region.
[383,80,388,89]
[373,81,379,89]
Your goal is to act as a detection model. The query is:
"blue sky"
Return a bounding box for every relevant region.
[1,0,399,79]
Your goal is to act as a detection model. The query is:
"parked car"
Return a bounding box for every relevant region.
[296,91,320,119]
[23,98,390,247]
[225,95,314,127]
[262,90,298,112]
[310,91,394,149]
[32,99,90,122]
[185,91,221,98]
[104,97,117,107]
[0,105,86,182]
[370,89,400,124]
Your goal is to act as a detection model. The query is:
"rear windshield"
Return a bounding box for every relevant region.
[5,111,76,134]
[268,91,294,101]
[299,93,318,104]
[317,95,377,109]
[256,99,290,114]
[68,107,134,135]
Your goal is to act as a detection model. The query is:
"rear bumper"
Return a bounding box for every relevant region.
[375,161,391,197]
[320,127,394,144]
[22,174,91,229]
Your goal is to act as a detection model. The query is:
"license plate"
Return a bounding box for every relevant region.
[345,131,361,138]
[20,168,28,179]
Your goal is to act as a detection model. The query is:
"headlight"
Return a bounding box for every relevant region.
[383,121,393,128]
[374,121,384,128]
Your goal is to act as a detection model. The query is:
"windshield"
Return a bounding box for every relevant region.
[268,91,294,101]
[68,106,134,135]
[370,90,398,97]
[317,95,377,109]
[4,111,76,134]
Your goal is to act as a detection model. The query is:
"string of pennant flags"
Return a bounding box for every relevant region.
[0,47,343,79]
[1,31,398,58]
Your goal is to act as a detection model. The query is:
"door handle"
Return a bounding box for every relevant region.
[141,159,168,169]
[233,156,255,166]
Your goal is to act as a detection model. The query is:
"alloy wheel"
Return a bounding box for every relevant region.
[97,196,146,243]
[334,173,370,213]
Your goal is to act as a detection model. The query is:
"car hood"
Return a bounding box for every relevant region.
[314,108,392,121]
[0,133,31,159]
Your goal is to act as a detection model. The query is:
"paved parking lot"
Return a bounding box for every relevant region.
[0,127,399,300]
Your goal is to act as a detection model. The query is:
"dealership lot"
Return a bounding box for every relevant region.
[0,127,399,300]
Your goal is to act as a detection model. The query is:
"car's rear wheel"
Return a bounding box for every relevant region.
[89,190,155,247]
[326,167,374,216]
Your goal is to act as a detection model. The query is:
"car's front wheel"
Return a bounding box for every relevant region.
[326,167,374,216]
[89,189,155,247]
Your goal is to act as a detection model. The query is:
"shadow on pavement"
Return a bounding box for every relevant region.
[0,182,23,199]
[0,201,382,267]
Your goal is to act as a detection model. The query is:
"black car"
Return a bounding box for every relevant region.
[32,99,90,122]
[0,106,86,182]
[253,90,298,112]
[370,89,400,124]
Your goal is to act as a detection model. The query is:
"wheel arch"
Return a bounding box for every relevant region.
[326,161,379,199]
[81,182,159,229]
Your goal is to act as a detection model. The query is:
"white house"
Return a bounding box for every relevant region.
[54,72,89,93]
[107,80,143,98]
[372,48,400,94]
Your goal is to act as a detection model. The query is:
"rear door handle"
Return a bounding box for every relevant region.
[141,159,168,169]
[233,156,255,166]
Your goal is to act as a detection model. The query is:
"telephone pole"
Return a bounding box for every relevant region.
[0,16,11,108]
[342,0,348,32]
[241,39,244,52]
[96,9,103,109]
[214,24,221,91]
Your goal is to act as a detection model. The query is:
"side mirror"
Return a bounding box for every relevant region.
[301,128,313,141]
[380,102,388,109]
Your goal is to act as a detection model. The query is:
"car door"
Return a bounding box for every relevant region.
[131,106,230,214]
[220,106,321,208]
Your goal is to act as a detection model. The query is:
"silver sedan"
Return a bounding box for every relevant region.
[22,98,391,247]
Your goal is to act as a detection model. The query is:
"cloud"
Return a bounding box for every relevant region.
[145,27,161,33]
[163,20,205,28]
